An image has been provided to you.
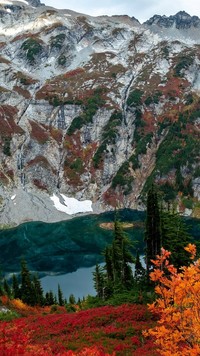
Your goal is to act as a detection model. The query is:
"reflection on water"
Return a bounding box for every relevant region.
[40,265,98,300]
[40,258,146,300]
[0,209,199,279]
[0,209,145,275]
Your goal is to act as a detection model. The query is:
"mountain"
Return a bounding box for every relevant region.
[0,1,200,223]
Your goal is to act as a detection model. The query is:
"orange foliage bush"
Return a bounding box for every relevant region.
[144,244,200,356]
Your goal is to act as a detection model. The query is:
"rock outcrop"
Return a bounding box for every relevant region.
[0,3,200,223]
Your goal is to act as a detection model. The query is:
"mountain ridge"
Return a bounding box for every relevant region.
[0,3,200,224]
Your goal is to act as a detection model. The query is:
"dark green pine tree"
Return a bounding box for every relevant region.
[69,293,76,305]
[112,220,134,290]
[0,284,4,296]
[0,268,4,296]
[12,274,21,299]
[121,236,134,289]
[3,279,11,298]
[58,284,64,306]
[20,259,35,306]
[45,292,50,305]
[145,184,162,275]
[103,247,114,298]
[93,264,105,299]
[93,216,135,300]
[161,210,191,269]
[104,246,114,282]
[32,274,44,306]
[45,290,55,305]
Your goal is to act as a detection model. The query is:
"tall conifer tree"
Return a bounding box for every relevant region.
[12,274,21,299]
[58,284,64,306]
[20,259,35,306]
[33,274,44,306]
[93,264,105,299]
[161,210,191,268]
[145,184,162,275]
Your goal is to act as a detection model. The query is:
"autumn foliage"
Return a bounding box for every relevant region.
[145,244,200,356]
[0,303,158,355]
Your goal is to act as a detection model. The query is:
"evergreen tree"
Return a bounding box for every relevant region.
[32,274,44,306]
[145,184,162,275]
[145,184,192,275]
[3,279,11,297]
[0,268,4,296]
[20,259,35,306]
[12,274,21,299]
[112,220,134,290]
[93,264,105,299]
[104,246,114,282]
[93,216,136,300]
[58,284,64,306]
[69,293,76,304]
[45,290,55,305]
[161,210,191,268]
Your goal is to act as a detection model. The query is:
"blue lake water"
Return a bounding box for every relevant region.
[40,260,146,300]
[0,209,199,298]
[40,265,98,300]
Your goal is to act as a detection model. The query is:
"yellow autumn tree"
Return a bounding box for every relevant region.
[144,244,200,356]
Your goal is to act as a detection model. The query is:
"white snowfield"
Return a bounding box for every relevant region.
[50,193,93,215]
[0,0,29,4]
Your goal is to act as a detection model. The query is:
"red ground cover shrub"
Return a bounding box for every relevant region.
[0,304,159,355]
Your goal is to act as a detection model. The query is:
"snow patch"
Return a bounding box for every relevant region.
[50,193,93,215]
[0,0,28,4]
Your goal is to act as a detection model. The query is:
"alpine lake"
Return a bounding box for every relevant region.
[0,209,199,299]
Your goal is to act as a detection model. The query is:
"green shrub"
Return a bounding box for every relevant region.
[67,88,106,135]
[70,158,83,172]
[174,55,194,77]
[185,94,194,105]
[93,142,106,168]
[21,38,43,63]
[182,197,193,210]
[159,183,177,202]
[50,33,66,49]
[50,304,58,313]
[67,116,84,135]
[0,309,19,321]
[144,91,162,106]
[189,109,200,122]
[50,96,63,107]
[127,89,143,107]
[112,161,134,193]
[162,46,169,58]
[3,137,11,156]
[58,54,66,66]
[20,77,28,85]
[93,111,122,168]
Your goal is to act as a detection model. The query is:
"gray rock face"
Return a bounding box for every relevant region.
[0,5,200,223]
[27,0,43,6]
[145,11,200,29]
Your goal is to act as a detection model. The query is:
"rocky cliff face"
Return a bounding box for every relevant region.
[145,11,200,29]
[0,1,200,223]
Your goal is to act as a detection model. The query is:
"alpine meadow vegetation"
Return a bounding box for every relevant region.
[0,185,199,355]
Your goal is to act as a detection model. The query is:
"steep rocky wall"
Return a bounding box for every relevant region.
[0,4,200,223]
